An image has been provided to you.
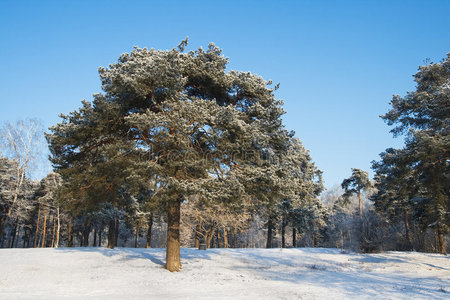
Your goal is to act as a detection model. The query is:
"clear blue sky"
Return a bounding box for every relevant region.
[1,0,449,187]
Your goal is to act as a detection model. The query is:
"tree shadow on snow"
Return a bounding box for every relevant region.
[54,247,216,268]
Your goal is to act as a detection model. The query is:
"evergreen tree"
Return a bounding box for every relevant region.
[47,39,290,271]
[372,148,416,250]
[379,53,449,254]
[341,168,372,219]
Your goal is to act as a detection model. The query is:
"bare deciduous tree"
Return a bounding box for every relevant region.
[0,119,44,217]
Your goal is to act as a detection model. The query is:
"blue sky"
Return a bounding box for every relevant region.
[0,0,449,187]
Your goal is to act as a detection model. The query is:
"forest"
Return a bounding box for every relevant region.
[0,41,448,272]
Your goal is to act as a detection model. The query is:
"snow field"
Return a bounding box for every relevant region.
[0,247,449,299]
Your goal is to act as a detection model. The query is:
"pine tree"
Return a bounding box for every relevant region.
[341,168,372,220]
[372,148,416,250]
[379,53,449,254]
[47,39,290,271]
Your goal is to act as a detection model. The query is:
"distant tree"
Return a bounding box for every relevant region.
[250,138,322,248]
[341,168,372,219]
[372,148,416,250]
[181,195,251,248]
[291,200,329,248]
[34,173,63,248]
[0,156,39,247]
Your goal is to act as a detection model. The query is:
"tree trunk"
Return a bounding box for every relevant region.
[55,206,60,248]
[281,215,286,248]
[223,227,229,248]
[114,217,119,247]
[292,227,296,248]
[51,216,56,247]
[98,226,102,247]
[403,210,412,250]
[33,204,41,248]
[311,232,315,248]
[83,218,92,247]
[134,227,139,248]
[146,213,153,248]
[68,220,73,247]
[93,228,97,247]
[358,189,363,220]
[266,217,274,248]
[41,214,47,248]
[107,219,115,249]
[194,224,200,248]
[216,230,221,248]
[434,229,439,253]
[166,200,181,272]
[206,228,215,248]
[437,226,446,255]
[0,214,5,245]
[23,227,29,248]
[10,219,18,248]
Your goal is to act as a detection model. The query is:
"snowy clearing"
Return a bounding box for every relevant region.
[0,247,448,299]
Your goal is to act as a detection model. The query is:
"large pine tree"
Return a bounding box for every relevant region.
[48,40,291,271]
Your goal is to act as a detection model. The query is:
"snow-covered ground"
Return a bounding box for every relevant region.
[0,247,448,299]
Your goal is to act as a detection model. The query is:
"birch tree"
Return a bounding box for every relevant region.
[0,119,43,238]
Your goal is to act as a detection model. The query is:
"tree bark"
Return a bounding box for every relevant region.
[166,199,181,272]
[68,219,73,247]
[194,224,200,248]
[84,218,92,247]
[206,228,215,248]
[93,228,97,247]
[358,189,363,220]
[10,219,18,248]
[55,206,60,248]
[0,213,5,244]
[146,213,153,248]
[292,227,296,248]
[107,219,115,249]
[33,204,41,248]
[434,229,439,253]
[51,216,56,247]
[266,217,274,248]
[41,214,47,248]
[403,210,412,250]
[23,227,29,248]
[114,217,119,247]
[281,215,286,248]
[98,226,102,247]
[216,230,221,248]
[437,226,446,255]
[311,232,315,248]
[134,227,139,248]
[223,227,229,248]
